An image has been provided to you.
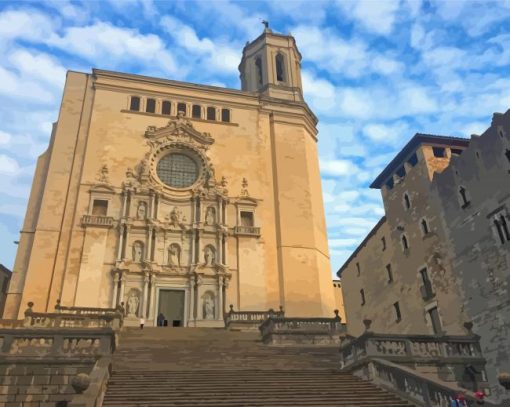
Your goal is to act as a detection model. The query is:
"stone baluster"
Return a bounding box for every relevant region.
[111,272,119,308]
[142,273,149,318]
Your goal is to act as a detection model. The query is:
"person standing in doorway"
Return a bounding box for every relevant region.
[140,317,145,329]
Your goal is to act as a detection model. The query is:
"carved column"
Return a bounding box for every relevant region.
[123,225,131,260]
[150,191,155,219]
[216,231,222,265]
[223,233,228,266]
[117,224,124,261]
[155,193,160,220]
[217,275,224,321]
[190,229,196,265]
[142,272,150,318]
[111,271,120,308]
[196,275,203,320]
[119,272,126,308]
[188,274,195,326]
[197,230,203,265]
[148,274,157,322]
[146,226,153,263]
[122,190,128,218]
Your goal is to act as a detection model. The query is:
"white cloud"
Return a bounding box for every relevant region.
[337,0,400,35]
[0,66,55,103]
[0,155,20,175]
[363,121,410,146]
[320,159,358,177]
[0,9,56,42]
[0,130,11,145]
[8,50,67,89]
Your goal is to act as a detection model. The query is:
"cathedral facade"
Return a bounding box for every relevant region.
[3,28,336,326]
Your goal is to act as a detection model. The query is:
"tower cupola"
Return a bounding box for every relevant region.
[239,26,303,102]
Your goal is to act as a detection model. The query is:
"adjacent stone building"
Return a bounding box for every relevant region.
[0,264,11,317]
[3,28,336,326]
[338,110,510,401]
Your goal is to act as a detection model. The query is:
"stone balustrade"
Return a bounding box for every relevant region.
[233,226,261,236]
[363,358,496,407]
[339,331,484,370]
[259,310,346,345]
[81,214,114,228]
[0,327,116,358]
[55,299,121,316]
[224,305,284,330]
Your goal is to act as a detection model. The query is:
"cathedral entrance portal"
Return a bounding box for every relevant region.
[157,289,185,327]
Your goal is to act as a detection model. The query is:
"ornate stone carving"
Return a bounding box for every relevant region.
[205,206,216,225]
[203,291,215,320]
[132,241,144,262]
[166,206,187,229]
[240,178,249,197]
[97,164,109,183]
[204,245,216,266]
[137,201,147,220]
[168,243,181,267]
[126,289,140,316]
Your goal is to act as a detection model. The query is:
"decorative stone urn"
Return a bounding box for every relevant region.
[363,319,372,332]
[71,373,91,394]
[498,372,510,390]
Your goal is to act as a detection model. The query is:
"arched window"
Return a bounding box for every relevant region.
[403,193,411,210]
[459,186,470,208]
[275,53,285,82]
[206,107,216,121]
[221,108,230,123]
[421,219,430,235]
[255,57,263,87]
[177,102,187,116]
[192,104,201,119]
[401,234,409,251]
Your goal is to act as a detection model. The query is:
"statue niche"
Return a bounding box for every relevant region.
[126,289,140,317]
[202,291,215,320]
[132,241,144,263]
[204,245,216,267]
[205,206,216,226]
[168,243,181,267]
[137,201,147,220]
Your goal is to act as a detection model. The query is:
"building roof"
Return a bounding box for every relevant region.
[370,133,470,189]
[336,216,386,277]
[0,264,12,277]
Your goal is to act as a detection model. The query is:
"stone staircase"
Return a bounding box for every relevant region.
[103,327,414,406]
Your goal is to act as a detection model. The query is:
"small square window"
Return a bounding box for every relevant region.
[92,199,108,216]
[146,98,156,113]
[207,107,216,121]
[221,108,230,123]
[360,289,366,306]
[393,301,401,322]
[162,101,171,115]
[396,166,406,178]
[381,237,386,251]
[240,211,254,227]
[192,104,201,118]
[433,147,446,157]
[386,178,394,190]
[451,148,463,156]
[386,264,393,283]
[130,96,140,111]
[407,153,418,167]
[177,103,187,115]
[356,262,361,276]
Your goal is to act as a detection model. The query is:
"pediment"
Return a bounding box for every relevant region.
[145,114,214,146]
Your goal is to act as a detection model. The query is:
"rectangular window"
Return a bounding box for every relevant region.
[92,199,108,216]
[393,302,401,322]
[360,289,366,306]
[146,98,156,113]
[356,262,361,276]
[240,211,254,227]
[432,147,446,157]
[386,178,394,190]
[429,307,442,334]
[396,166,406,178]
[207,107,216,121]
[381,237,386,251]
[177,103,187,115]
[162,101,171,115]
[130,96,140,111]
[221,108,230,123]
[451,148,463,156]
[192,104,201,118]
[386,264,393,283]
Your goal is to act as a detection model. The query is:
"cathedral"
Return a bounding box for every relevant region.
[2,27,337,326]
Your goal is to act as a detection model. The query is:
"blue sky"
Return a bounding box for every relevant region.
[0,0,509,277]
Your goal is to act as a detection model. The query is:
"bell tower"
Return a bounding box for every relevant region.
[239,26,304,102]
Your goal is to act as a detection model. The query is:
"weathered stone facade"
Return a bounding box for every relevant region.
[338,110,510,402]
[3,28,336,325]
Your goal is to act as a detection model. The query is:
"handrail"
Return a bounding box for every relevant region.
[224,305,284,328]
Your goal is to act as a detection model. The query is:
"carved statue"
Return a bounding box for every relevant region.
[137,202,147,220]
[97,164,109,183]
[240,178,249,196]
[169,206,181,227]
[127,292,139,316]
[132,241,144,262]
[168,243,181,267]
[203,293,215,320]
[205,207,216,226]
[204,246,215,266]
